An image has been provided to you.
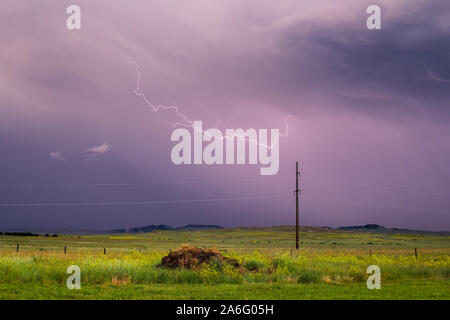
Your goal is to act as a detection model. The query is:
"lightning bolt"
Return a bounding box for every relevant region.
[128,58,291,150]
[129,58,194,127]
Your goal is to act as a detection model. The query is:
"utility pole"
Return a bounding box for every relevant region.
[295,161,300,249]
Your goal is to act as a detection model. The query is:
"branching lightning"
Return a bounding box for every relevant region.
[128,58,291,150]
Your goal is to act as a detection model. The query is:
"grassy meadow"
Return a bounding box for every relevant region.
[0,226,449,300]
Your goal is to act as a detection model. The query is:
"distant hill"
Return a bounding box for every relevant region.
[177,224,224,230]
[3,224,446,236]
[109,224,172,234]
[109,224,447,235]
[0,232,40,237]
[337,224,448,235]
[109,224,223,234]
[338,224,386,231]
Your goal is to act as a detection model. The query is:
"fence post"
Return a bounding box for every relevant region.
[16,244,19,252]
[104,248,106,255]
[64,246,67,254]
[369,249,372,257]
[415,248,418,260]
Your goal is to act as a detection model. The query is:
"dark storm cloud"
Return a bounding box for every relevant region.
[265,0,450,120]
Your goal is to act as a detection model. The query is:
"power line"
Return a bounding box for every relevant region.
[0,191,446,215]
[0,194,291,207]
[302,195,450,215]
[1,175,448,199]
[302,176,450,198]
[0,177,290,188]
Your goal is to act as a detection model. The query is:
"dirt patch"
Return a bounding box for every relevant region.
[160,245,240,270]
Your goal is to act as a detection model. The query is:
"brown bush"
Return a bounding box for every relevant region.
[160,245,240,270]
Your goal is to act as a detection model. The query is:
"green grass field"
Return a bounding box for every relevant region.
[0,227,449,300]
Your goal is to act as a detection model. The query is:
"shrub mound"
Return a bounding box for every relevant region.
[161,245,240,269]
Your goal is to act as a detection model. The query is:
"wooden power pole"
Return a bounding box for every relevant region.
[295,162,300,249]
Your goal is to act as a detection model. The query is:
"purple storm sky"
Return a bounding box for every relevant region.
[0,0,449,231]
